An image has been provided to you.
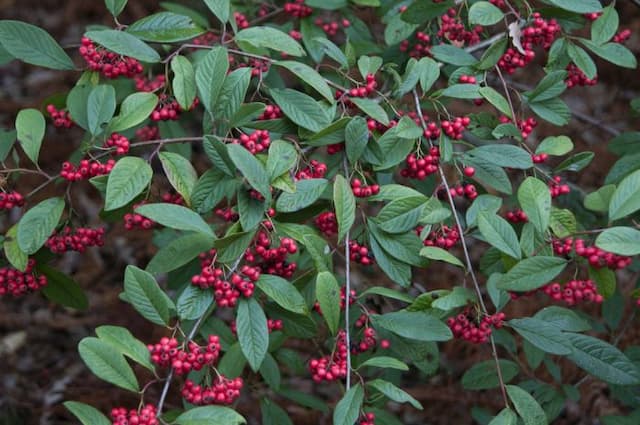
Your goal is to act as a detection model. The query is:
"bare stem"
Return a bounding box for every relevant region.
[412,89,510,408]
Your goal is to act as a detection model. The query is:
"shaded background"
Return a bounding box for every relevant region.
[1,1,640,424]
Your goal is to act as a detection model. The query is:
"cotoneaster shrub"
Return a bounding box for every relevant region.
[1,0,640,424]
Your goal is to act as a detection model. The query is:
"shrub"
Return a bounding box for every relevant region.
[1,0,640,424]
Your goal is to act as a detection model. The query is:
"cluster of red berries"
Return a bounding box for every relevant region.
[489,0,506,9]
[314,17,350,37]
[358,412,377,425]
[541,279,604,306]
[79,37,143,78]
[327,143,345,155]
[352,320,390,353]
[289,29,302,40]
[148,335,221,375]
[232,130,271,154]
[284,0,312,18]
[532,152,548,163]
[548,176,571,198]
[234,11,250,29]
[313,287,356,315]
[123,194,184,230]
[60,159,115,181]
[341,74,377,99]
[45,227,105,254]
[110,405,158,425]
[367,118,397,134]
[400,32,431,58]
[309,330,348,382]
[0,259,48,297]
[505,209,528,223]
[135,125,159,141]
[151,94,197,121]
[182,376,243,406]
[244,231,298,278]
[258,104,283,120]
[295,160,328,180]
[552,238,631,270]
[418,225,460,250]
[104,133,130,155]
[498,13,560,74]
[459,75,477,84]
[232,57,270,77]
[46,104,73,128]
[565,63,597,88]
[231,318,283,334]
[315,211,338,236]
[584,12,602,21]
[400,146,440,180]
[348,240,375,265]
[191,31,218,46]
[447,308,506,344]
[441,183,478,200]
[441,117,471,140]
[0,191,25,210]
[614,29,631,44]
[134,75,166,92]
[215,207,239,222]
[500,115,538,139]
[439,8,483,46]
[351,179,380,197]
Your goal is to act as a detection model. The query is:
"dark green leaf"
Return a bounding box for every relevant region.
[315,271,341,335]
[333,385,364,425]
[227,143,271,201]
[17,197,64,254]
[368,379,422,409]
[64,401,111,425]
[95,325,154,371]
[477,212,521,259]
[371,311,452,341]
[175,406,246,425]
[0,20,74,69]
[236,27,305,56]
[171,56,197,110]
[276,178,328,212]
[431,44,478,66]
[518,177,551,233]
[203,0,230,23]
[105,0,127,17]
[124,265,175,326]
[196,46,229,115]
[275,61,334,102]
[609,169,640,220]
[334,175,356,242]
[236,298,269,371]
[109,92,158,132]
[498,257,567,291]
[510,317,573,355]
[78,337,139,392]
[136,203,213,236]
[104,157,152,211]
[39,264,88,310]
[159,151,197,204]
[85,30,160,63]
[462,359,519,390]
[256,274,308,315]
[127,12,204,42]
[270,88,331,132]
[506,385,548,425]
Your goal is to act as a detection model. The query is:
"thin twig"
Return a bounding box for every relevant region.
[412,89,510,408]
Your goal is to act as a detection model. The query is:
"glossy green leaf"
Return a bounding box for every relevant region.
[17,197,64,254]
[175,406,246,425]
[236,27,305,56]
[510,317,573,355]
[368,379,422,409]
[256,274,308,315]
[276,178,328,212]
[462,359,519,390]
[78,337,139,392]
[315,271,341,335]
[498,257,567,291]
[64,401,111,425]
[236,297,269,371]
[171,56,196,110]
[506,385,548,425]
[227,143,271,201]
[350,97,389,126]
[104,157,153,211]
[135,203,213,236]
[85,30,160,63]
[109,92,158,132]
[95,325,154,371]
[359,356,409,371]
[333,384,364,425]
[127,12,204,42]
[371,311,452,341]
[518,177,551,233]
[334,174,356,242]
[270,88,331,132]
[0,20,74,69]
[275,60,334,102]
[15,108,45,165]
[159,151,197,204]
[124,265,175,326]
[596,227,640,256]
[609,169,640,220]
[478,212,521,259]
[39,264,88,310]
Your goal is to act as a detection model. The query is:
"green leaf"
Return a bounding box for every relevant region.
[84,30,160,63]
[214,68,251,134]
[418,57,441,93]
[236,298,269,371]
[159,152,197,204]
[357,56,383,80]
[261,398,292,425]
[440,84,481,99]
[596,227,640,256]
[15,108,45,164]
[420,247,464,268]
[17,197,64,255]
[591,6,619,45]
[554,151,594,173]
[359,356,409,371]
[104,157,152,211]
[64,401,111,425]
[589,265,616,299]
[270,88,331,132]
[39,265,88,310]
[311,37,348,68]
[506,385,548,425]
[171,56,196,111]
[465,145,533,170]
[371,311,452,341]
[203,135,236,176]
[104,0,128,15]
[127,12,204,42]
[87,85,116,135]
[368,379,422,409]
[509,318,573,355]
[3,225,27,271]
[368,234,412,286]
[584,185,615,213]
[498,257,567,291]
[384,14,418,46]
[546,0,601,13]
[479,86,512,117]
[177,284,213,320]
[334,175,356,242]
[236,27,305,56]
[227,143,271,201]
[468,1,504,26]
[95,325,154,371]
[462,359,519,390]
[345,117,369,163]
[368,223,425,267]
[401,0,453,24]
[196,46,229,115]
[109,92,158,132]
[488,408,518,425]
[256,274,308,315]
[124,265,175,326]
[464,156,512,194]
[378,196,426,234]
[0,20,74,70]
[609,169,640,220]
[534,306,591,332]
[275,61,334,102]
[478,212,521,259]
[580,39,637,69]
[135,203,213,237]
[78,337,139,392]
[214,230,256,264]
[466,194,502,228]
[276,178,328,212]
[266,140,297,181]
[431,287,475,310]
[525,71,568,102]
[0,128,16,162]
[333,384,364,425]
[518,177,551,233]
[175,406,246,425]
[359,286,413,303]
[528,98,571,126]
[431,44,478,66]
[147,233,214,275]
[477,36,508,70]
[536,135,573,156]
[568,44,596,80]
[315,271,341,335]
[203,0,229,23]
[565,333,640,385]
[350,98,389,126]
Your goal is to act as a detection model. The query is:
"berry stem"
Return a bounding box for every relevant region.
[412,89,510,409]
